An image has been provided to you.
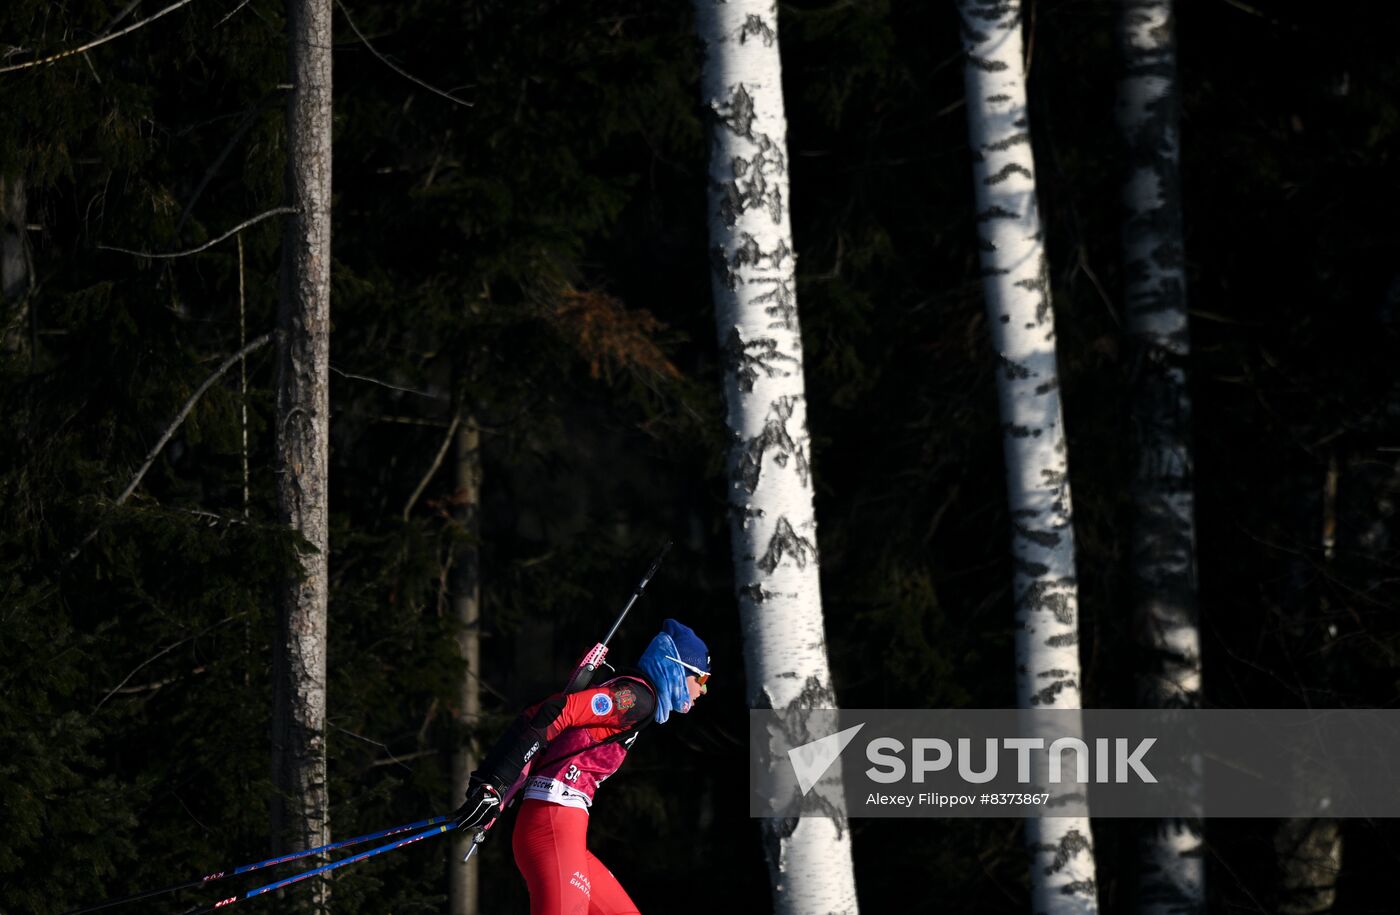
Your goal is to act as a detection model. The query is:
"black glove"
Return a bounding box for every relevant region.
[453,779,502,832]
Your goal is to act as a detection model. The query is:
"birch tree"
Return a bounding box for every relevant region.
[694,2,860,912]
[1118,2,1204,911]
[2,174,31,357]
[270,0,332,905]
[955,1,1099,911]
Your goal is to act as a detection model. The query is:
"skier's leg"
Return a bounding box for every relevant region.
[512,799,594,915]
[584,851,641,915]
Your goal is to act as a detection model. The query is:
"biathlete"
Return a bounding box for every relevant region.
[453,618,711,915]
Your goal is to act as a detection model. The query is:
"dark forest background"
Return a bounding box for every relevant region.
[2,0,1398,912]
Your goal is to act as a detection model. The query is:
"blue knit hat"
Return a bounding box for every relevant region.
[637,619,709,724]
[662,618,709,674]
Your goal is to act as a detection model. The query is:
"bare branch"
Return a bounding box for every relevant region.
[95,618,235,712]
[330,365,445,400]
[69,333,273,562]
[368,749,437,769]
[334,0,473,108]
[402,410,461,521]
[215,0,253,28]
[330,723,428,772]
[98,207,296,259]
[0,0,203,75]
[106,665,208,695]
[238,232,250,516]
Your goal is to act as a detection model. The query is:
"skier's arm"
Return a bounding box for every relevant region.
[470,694,569,791]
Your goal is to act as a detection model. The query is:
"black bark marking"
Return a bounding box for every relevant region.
[968,55,1008,72]
[977,205,1020,222]
[739,395,811,494]
[1019,578,1075,625]
[751,277,798,330]
[733,233,791,272]
[1045,632,1077,647]
[723,328,798,393]
[1033,257,1053,324]
[1032,677,1076,706]
[740,582,778,605]
[713,83,756,139]
[985,132,1031,152]
[757,516,817,573]
[793,674,837,710]
[1016,558,1050,577]
[1043,827,1093,875]
[998,354,1033,379]
[739,13,777,47]
[718,138,787,227]
[963,0,1018,23]
[984,162,1034,185]
[1015,522,1062,549]
[1061,879,1098,898]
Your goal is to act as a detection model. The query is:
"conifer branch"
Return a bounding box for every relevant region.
[68,333,273,562]
[0,0,203,75]
[333,0,474,108]
[99,207,296,259]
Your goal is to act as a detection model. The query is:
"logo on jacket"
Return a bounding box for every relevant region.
[591,693,614,716]
[615,686,636,712]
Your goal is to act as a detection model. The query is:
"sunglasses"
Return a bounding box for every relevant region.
[665,654,711,686]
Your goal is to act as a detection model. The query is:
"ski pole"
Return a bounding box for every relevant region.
[179,821,455,915]
[62,815,451,915]
[563,539,672,694]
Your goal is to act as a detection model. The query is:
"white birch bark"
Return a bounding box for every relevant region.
[448,418,482,915]
[956,1,1098,911]
[695,2,859,912]
[1118,3,1204,911]
[271,0,332,907]
[1,174,32,357]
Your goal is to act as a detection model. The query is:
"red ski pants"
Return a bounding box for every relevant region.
[512,799,641,915]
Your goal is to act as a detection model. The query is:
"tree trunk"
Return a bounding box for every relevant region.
[694,2,860,912]
[1273,453,1346,915]
[271,0,332,908]
[448,417,482,915]
[1,173,32,358]
[956,1,1099,912]
[1118,2,1205,911]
